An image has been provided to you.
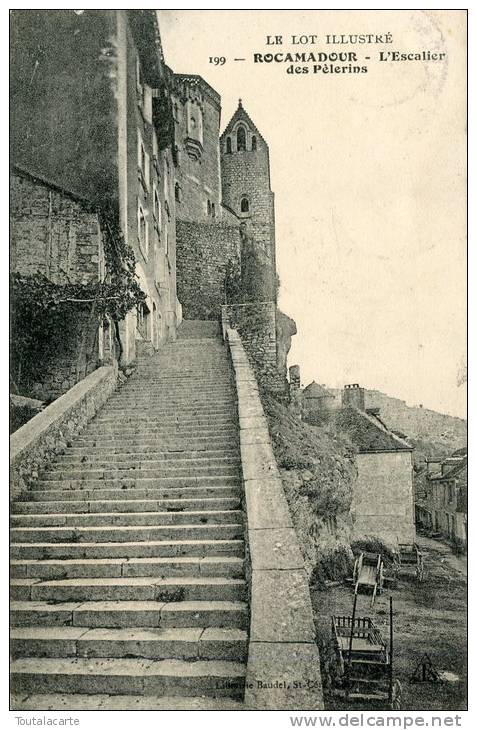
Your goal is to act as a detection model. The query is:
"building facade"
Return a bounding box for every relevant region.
[10,9,180,383]
[334,387,415,545]
[10,10,294,403]
[415,451,467,547]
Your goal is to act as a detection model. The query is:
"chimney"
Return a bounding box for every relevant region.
[342,383,365,411]
[289,365,301,393]
[426,459,442,477]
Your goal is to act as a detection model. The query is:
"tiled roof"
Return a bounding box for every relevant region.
[220,100,267,145]
[334,406,413,453]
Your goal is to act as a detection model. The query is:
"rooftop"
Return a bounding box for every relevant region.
[334,405,413,453]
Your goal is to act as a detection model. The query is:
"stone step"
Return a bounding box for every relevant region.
[83,423,237,435]
[71,437,238,450]
[11,522,244,544]
[31,476,241,493]
[53,453,240,467]
[11,538,244,561]
[11,626,248,661]
[10,657,246,697]
[100,405,236,416]
[13,496,241,515]
[11,576,247,603]
[23,485,241,502]
[66,443,238,455]
[41,464,241,481]
[11,599,248,629]
[107,389,235,398]
[69,431,238,447]
[9,693,244,710]
[91,414,237,427]
[12,509,243,528]
[11,556,244,579]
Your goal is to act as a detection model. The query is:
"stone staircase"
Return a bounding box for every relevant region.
[10,321,248,710]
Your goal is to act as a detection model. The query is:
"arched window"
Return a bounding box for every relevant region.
[237,125,246,151]
[241,197,250,213]
[226,136,232,153]
[175,182,181,202]
[207,200,212,216]
[211,203,216,218]
[251,135,257,151]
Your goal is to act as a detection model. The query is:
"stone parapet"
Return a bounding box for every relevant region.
[222,303,284,392]
[225,327,323,710]
[10,365,118,502]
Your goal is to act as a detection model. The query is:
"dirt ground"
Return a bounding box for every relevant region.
[312,539,467,711]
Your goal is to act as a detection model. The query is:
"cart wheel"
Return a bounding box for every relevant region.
[391,679,402,710]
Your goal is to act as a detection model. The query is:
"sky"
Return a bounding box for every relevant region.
[158,10,467,418]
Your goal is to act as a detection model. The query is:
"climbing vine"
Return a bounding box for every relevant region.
[10,211,146,390]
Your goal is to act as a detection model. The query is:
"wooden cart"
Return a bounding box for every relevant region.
[353,551,384,606]
[328,597,402,709]
[396,543,424,582]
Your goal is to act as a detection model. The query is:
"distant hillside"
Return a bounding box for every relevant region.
[329,388,467,466]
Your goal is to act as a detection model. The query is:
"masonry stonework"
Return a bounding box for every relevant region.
[10,170,105,400]
[176,220,241,319]
[352,451,415,545]
[172,75,222,222]
[223,303,283,391]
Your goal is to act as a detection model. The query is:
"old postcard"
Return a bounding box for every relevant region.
[9,8,467,718]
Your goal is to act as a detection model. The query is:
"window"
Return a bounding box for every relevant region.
[175,182,181,202]
[241,196,250,213]
[211,202,216,218]
[143,85,152,124]
[136,56,144,108]
[237,125,246,151]
[226,136,232,153]
[207,199,212,216]
[137,130,149,191]
[137,200,148,259]
[153,185,161,228]
[251,135,257,151]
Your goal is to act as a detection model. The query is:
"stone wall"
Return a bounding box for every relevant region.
[176,220,241,319]
[173,75,222,222]
[225,327,323,710]
[352,450,415,545]
[220,121,276,301]
[10,169,105,401]
[222,302,283,392]
[10,365,118,501]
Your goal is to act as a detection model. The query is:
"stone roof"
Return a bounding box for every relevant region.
[429,456,467,482]
[334,406,413,453]
[303,381,334,399]
[220,99,267,146]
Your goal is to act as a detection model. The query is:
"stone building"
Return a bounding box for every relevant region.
[10,10,295,401]
[415,450,467,546]
[10,168,111,400]
[334,386,415,545]
[220,100,277,303]
[10,9,179,379]
[302,381,337,423]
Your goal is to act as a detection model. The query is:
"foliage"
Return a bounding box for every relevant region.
[310,544,354,587]
[223,257,242,305]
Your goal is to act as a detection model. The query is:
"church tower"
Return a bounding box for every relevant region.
[220,100,277,302]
